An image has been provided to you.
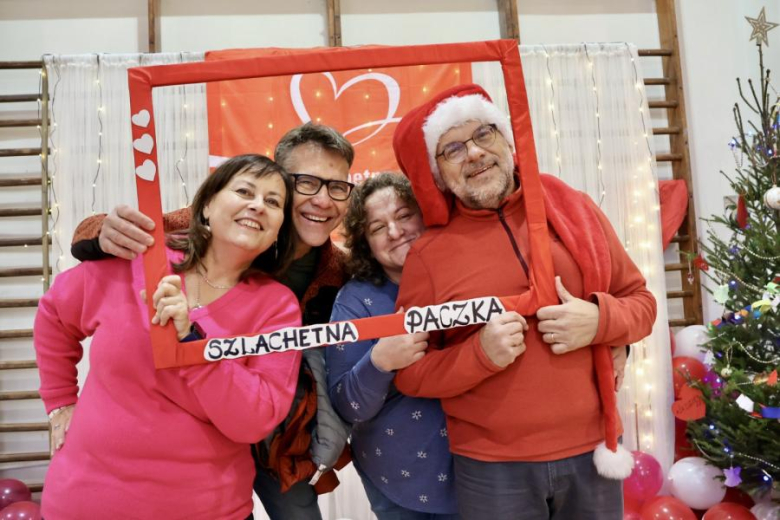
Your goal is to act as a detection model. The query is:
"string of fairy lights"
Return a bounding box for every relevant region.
[38,57,63,273]
[540,45,562,178]
[628,44,665,453]
[92,54,105,216]
[537,43,664,454]
[582,44,607,207]
[175,53,191,205]
[39,53,199,274]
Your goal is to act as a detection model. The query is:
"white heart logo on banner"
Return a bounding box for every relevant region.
[131,109,150,128]
[133,134,154,154]
[135,160,156,182]
[290,72,402,146]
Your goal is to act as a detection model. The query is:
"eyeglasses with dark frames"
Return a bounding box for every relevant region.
[289,173,355,202]
[435,124,498,164]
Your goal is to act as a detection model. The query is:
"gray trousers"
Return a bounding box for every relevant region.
[254,465,322,520]
[453,450,623,520]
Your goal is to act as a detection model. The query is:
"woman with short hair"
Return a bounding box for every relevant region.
[327,173,458,519]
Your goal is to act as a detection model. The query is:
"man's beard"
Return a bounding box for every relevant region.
[450,151,515,209]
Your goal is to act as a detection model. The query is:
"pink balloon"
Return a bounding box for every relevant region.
[702,502,756,520]
[0,501,41,520]
[624,451,664,502]
[640,496,697,520]
[0,480,31,510]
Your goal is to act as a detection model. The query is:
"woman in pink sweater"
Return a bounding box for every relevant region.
[34,154,302,520]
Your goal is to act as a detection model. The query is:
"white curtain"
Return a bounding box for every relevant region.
[474,43,674,473]
[44,52,209,273]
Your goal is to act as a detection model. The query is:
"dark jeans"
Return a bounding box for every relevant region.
[253,465,322,520]
[453,451,623,520]
[357,466,460,520]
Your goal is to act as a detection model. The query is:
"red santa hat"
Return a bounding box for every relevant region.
[393,84,512,227]
[393,83,635,480]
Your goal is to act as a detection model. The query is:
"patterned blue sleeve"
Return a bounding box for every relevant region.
[326,284,395,424]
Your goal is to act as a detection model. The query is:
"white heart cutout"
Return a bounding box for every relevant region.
[131,109,150,128]
[289,72,401,146]
[135,160,156,182]
[133,134,154,154]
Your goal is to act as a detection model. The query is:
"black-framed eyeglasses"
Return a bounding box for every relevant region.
[289,173,355,202]
[435,124,498,164]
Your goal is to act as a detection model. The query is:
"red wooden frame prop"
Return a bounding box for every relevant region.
[128,39,557,369]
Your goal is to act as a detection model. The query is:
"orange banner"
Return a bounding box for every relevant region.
[206,47,472,183]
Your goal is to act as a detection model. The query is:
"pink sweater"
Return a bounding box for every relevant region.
[34,250,302,520]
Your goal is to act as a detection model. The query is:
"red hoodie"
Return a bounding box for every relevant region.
[394,180,656,462]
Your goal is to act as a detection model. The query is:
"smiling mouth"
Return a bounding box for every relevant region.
[467,163,495,179]
[301,213,331,224]
[236,219,263,231]
[390,238,416,252]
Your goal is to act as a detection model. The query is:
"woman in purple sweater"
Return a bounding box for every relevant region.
[35,155,301,520]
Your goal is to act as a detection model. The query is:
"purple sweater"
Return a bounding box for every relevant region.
[34,250,301,520]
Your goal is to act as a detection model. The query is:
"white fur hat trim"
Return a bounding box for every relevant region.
[422,94,514,176]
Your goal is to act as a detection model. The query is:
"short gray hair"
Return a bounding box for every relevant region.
[274,122,354,170]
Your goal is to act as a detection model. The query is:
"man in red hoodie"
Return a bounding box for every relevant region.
[392,84,657,519]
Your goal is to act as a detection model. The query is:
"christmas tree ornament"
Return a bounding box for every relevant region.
[736,194,749,228]
[693,255,710,271]
[724,466,743,487]
[745,7,779,47]
[672,385,706,421]
[728,279,739,290]
[702,370,724,396]
[764,185,780,209]
[721,366,733,377]
[735,393,755,413]
[714,284,730,304]
[753,369,778,386]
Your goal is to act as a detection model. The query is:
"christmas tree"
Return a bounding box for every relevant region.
[686,43,780,499]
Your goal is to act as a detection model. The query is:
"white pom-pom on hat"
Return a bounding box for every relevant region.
[593,441,635,480]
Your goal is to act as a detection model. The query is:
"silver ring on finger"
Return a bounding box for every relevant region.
[550,332,556,343]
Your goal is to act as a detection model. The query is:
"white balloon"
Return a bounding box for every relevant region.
[674,325,710,362]
[751,502,780,520]
[764,185,780,210]
[667,456,726,510]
